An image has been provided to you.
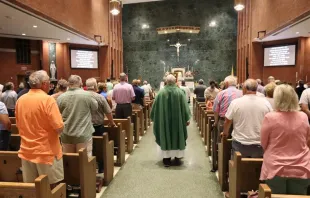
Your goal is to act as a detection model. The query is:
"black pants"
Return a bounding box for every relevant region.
[196,97,205,102]
[93,125,104,136]
[0,130,11,151]
[7,109,15,117]
[115,103,132,119]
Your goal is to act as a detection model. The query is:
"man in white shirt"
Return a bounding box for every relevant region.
[141,81,152,100]
[222,79,272,158]
[0,84,3,99]
[204,80,219,101]
[300,88,310,120]
[1,82,17,117]
[180,80,191,103]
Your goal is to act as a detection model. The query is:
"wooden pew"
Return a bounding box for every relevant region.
[92,133,114,186]
[193,97,197,121]
[0,151,22,182]
[143,104,149,131]
[10,124,18,134]
[104,117,134,153]
[199,106,207,137]
[9,134,20,151]
[0,175,66,198]
[206,115,214,156]
[145,100,153,126]
[132,112,140,144]
[229,152,263,198]
[258,184,310,198]
[195,102,204,125]
[133,109,144,136]
[9,117,16,124]
[218,137,232,191]
[103,123,126,166]
[63,148,97,198]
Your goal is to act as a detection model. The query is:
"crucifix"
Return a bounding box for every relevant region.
[170,42,187,62]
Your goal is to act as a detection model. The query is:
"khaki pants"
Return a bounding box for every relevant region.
[22,158,64,184]
[62,138,93,158]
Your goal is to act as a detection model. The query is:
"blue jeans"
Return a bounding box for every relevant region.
[231,140,263,159]
[0,130,11,151]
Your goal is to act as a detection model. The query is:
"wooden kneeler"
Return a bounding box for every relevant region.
[229,152,263,198]
[133,109,144,136]
[103,123,126,166]
[104,117,134,153]
[131,112,140,144]
[92,133,114,186]
[63,148,96,198]
[0,175,66,198]
[218,137,232,191]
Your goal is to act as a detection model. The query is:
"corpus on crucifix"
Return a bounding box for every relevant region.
[170,42,187,62]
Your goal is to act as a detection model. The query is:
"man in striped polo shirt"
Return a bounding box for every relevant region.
[213,75,242,142]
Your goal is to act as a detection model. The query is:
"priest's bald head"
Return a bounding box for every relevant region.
[166,74,176,85]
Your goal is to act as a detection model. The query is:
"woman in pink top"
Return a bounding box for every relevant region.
[260,84,310,195]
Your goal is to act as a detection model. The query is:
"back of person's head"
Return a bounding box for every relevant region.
[68,75,82,88]
[143,81,148,85]
[120,73,127,81]
[265,82,276,98]
[274,84,299,112]
[19,82,25,89]
[132,79,138,86]
[57,79,69,92]
[98,82,107,92]
[137,79,141,85]
[198,79,204,85]
[299,80,304,87]
[256,79,262,85]
[224,75,237,87]
[86,78,98,91]
[209,80,216,87]
[5,82,14,90]
[243,79,258,92]
[181,80,186,86]
[275,80,281,85]
[107,78,111,82]
[166,74,176,85]
[29,70,50,92]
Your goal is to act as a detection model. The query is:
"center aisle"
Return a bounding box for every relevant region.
[102,118,224,198]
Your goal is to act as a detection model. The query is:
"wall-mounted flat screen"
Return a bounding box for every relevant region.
[264,45,296,66]
[70,49,98,69]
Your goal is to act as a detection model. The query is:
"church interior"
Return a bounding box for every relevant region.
[0,0,310,198]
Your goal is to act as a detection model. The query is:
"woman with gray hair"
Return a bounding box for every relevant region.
[151,74,191,167]
[260,84,310,195]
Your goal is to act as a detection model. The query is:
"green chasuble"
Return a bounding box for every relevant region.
[151,84,191,151]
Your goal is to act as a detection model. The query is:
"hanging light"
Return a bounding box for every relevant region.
[234,0,245,11]
[110,0,121,15]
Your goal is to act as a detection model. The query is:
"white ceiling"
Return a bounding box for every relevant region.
[259,15,310,42]
[122,0,163,4]
[0,1,98,45]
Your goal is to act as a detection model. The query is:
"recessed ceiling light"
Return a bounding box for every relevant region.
[234,4,245,11]
[33,25,38,28]
[190,30,193,33]
[67,38,71,41]
[167,39,170,42]
[165,31,168,34]
[22,33,26,36]
[188,39,191,41]
[296,32,300,34]
[209,21,217,27]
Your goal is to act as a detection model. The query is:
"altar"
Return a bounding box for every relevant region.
[161,67,195,90]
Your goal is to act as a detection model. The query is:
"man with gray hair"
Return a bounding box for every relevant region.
[15,70,64,186]
[57,75,98,157]
[194,79,207,102]
[151,74,191,167]
[222,79,272,158]
[112,73,135,118]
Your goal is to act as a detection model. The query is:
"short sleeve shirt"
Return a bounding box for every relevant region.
[299,88,310,106]
[112,82,135,104]
[0,102,8,130]
[16,89,64,165]
[89,91,112,125]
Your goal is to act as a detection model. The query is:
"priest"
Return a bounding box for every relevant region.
[151,74,191,167]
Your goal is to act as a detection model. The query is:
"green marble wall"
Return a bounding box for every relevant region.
[123,0,237,88]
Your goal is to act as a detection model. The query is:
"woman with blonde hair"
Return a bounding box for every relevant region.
[51,79,69,100]
[260,84,310,195]
[264,82,276,109]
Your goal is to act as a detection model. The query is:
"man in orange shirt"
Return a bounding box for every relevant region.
[15,70,64,186]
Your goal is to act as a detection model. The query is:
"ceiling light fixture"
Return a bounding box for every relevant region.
[209,21,217,27]
[190,30,193,33]
[22,33,26,36]
[142,24,150,29]
[234,0,245,11]
[67,38,71,41]
[164,31,168,34]
[296,32,300,34]
[33,25,38,28]
[110,0,121,16]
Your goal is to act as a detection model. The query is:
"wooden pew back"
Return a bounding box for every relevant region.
[92,133,114,186]
[218,137,232,191]
[0,175,66,198]
[104,117,133,153]
[63,148,96,198]
[11,124,18,134]
[131,112,140,144]
[133,109,144,136]
[9,117,16,124]
[0,151,22,182]
[229,152,263,198]
[258,184,310,198]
